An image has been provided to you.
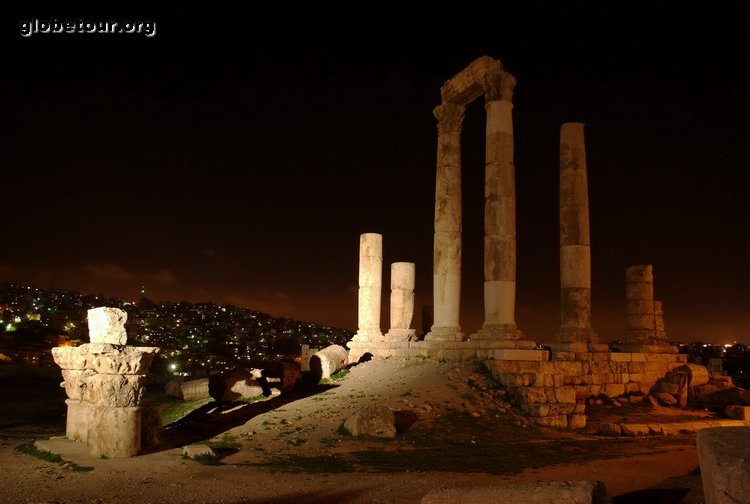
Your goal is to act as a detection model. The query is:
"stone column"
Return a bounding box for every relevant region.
[352,233,383,341]
[385,262,417,341]
[474,73,523,340]
[426,102,465,341]
[557,123,597,343]
[624,265,656,344]
[654,300,667,342]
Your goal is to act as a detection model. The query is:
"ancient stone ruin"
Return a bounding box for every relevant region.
[347,56,689,429]
[51,307,160,458]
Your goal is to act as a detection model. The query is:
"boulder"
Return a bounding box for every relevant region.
[208,369,264,402]
[725,405,750,420]
[697,427,750,504]
[656,381,680,395]
[621,424,650,437]
[182,444,215,459]
[698,387,750,409]
[261,361,301,394]
[598,423,621,437]
[309,344,349,380]
[344,404,396,438]
[652,392,677,406]
[421,480,611,504]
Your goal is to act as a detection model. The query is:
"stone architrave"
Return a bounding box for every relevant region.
[624,265,656,344]
[557,123,597,343]
[427,56,526,343]
[351,233,384,342]
[385,262,417,341]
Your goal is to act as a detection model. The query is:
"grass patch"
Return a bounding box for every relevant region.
[238,395,267,404]
[319,369,349,384]
[192,454,221,465]
[15,443,93,472]
[205,433,241,451]
[160,397,212,425]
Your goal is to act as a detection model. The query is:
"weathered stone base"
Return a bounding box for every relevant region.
[556,327,598,344]
[424,326,464,342]
[347,338,537,363]
[65,399,92,442]
[88,406,142,458]
[350,329,384,342]
[384,328,417,341]
[471,323,525,340]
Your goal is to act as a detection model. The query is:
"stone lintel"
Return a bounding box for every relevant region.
[440,56,504,105]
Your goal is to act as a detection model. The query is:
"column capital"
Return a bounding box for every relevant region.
[485,71,516,103]
[434,102,465,135]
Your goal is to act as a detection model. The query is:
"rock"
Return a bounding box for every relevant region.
[87,307,128,345]
[182,444,215,459]
[262,361,301,394]
[653,392,677,406]
[598,423,621,437]
[657,381,680,395]
[694,381,737,404]
[647,394,660,407]
[309,344,349,380]
[697,427,750,504]
[725,405,750,420]
[181,379,210,401]
[421,480,611,504]
[698,387,750,409]
[209,369,264,402]
[165,379,183,398]
[621,424,650,437]
[678,387,688,408]
[611,400,622,407]
[343,404,396,438]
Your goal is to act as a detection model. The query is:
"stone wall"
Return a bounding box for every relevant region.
[347,341,686,428]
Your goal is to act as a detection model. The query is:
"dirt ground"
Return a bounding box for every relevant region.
[0,359,709,503]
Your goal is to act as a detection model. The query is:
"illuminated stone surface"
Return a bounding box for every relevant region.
[50,307,159,458]
[87,307,128,345]
[385,262,417,341]
[428,56,524,342]
[697,427,750,504]
[352,233,383,342]
[557,123,597,343]
[310,344,348,379]
[421,480,611,504]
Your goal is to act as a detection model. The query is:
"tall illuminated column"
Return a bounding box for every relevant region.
[474,74,524,340]
[352,233,383,342]
[426,102,465,341]
[557,123,597,343]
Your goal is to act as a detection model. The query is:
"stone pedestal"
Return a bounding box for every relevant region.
[385,262,417,341]
[352,233,384,342]
[557,123,597,343]
[427,102,465,342]
[654,300,667,341]
[51,307,159,458]
[621,265,675,353]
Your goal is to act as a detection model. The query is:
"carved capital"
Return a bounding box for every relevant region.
[434,102,465,134]
[485,71,516,103]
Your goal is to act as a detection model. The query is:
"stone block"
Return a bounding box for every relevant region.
[87,406,141,458]
[589,343,610,353]
[420,480,611,504]
[492,361,542,374]
[625,382,641,393]
[568,414,587,429]
[552,361,584,376]
[521,403,550,417]
[536,415,568,429]
[553,351,576,361]
[575,352,593,362]
[725,405,750,420]
[621,423,650,436]
[609,352,631,362]
[554,387,577,404]
[601,383,625,397]
[697,427,750,504]
[493,349,547,361]
[598,423,621,436]
[518,387,548,404]
[630,352,646,362]
[592,352,609,361]
[87,307,128,345]
[628,362,646,373]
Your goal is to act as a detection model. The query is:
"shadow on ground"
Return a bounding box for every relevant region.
[158,383,339,450]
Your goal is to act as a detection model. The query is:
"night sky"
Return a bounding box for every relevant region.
[2,4,749,344]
